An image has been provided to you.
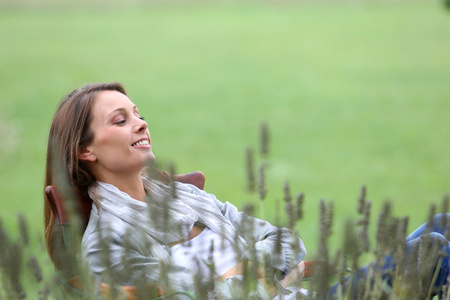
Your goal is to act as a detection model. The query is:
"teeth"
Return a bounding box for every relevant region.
[132,140,149,146]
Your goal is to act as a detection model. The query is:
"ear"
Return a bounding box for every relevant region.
[78,147,97,162]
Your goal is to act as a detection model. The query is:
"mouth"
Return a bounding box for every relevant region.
[131,138,150,147]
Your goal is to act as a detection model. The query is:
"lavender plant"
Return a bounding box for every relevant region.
[1,124,450,299]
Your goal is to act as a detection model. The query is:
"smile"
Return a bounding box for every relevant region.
[132,139,150,147]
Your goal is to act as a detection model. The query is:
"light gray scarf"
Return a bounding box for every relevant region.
[88,177,247,261]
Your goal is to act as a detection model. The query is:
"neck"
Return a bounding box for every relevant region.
[96,171,147,202]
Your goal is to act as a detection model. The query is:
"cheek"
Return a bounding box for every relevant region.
[93,130,128,153]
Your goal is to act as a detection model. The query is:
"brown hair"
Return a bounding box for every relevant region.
[44,82,128,268]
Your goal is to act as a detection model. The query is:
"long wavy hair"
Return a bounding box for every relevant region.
[44,82,169,269]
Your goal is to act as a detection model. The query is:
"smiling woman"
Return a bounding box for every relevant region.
[44,82,308,299]
[44,83,167,270]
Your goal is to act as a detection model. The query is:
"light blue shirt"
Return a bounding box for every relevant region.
[81,178,307,299]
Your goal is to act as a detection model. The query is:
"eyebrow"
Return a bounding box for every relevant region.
[107,106,138,118]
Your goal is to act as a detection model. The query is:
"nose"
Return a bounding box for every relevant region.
[134,116,148,133]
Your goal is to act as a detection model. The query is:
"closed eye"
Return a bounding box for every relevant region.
[115,119,126,125]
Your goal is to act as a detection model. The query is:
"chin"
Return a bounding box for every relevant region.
[144,153,156,166]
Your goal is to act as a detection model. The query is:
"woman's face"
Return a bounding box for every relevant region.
[81,90,156,179]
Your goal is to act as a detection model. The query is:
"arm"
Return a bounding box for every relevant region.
[279,261,305,286]
[184,183,307,279]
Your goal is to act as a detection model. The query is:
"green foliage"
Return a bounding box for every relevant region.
[444,0,450,10]
[1,172,450,298]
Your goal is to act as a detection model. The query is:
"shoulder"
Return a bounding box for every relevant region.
[173,180,198,193]
[82,206,134,246]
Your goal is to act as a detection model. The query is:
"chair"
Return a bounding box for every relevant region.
[45,171,333,299]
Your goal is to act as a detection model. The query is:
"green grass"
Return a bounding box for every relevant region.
[0,0,449,268]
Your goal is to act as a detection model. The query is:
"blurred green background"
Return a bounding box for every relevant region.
[0,0,449,265]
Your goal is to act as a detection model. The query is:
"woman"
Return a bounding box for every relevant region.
[44,82,306,299]
[45,82,450,299]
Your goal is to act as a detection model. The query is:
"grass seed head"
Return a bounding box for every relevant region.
[257,164,267,201]
[295,193,304,221]
[259,121,269,156]
[28,255,43,283]
[246,147,255,192]
[18,213,29,246]
[357,185,367,215]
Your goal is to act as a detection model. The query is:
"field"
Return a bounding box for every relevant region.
[1,0,450,288]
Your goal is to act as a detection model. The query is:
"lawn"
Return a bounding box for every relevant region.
[0,0,449,289]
